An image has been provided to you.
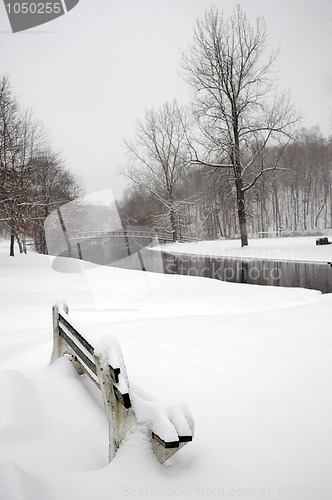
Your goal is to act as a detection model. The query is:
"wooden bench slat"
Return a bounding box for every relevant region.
[59,324,130,410]
[59,314,94,356]
[179,435,193,443]
[59,325,98,378]
[152,432,193,449]
[109,366,120,384]
[152,432,179,448]
[113,385,131,409]
[79,362,100,389]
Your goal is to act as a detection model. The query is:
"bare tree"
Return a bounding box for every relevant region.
[0,74,81,255]
[123,100,192,241]
[28,150,81,253]
[0,75,38,254]
[182,5,298,246]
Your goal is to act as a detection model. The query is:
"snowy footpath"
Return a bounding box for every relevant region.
[159,236,332,262]
[0,238,332,500]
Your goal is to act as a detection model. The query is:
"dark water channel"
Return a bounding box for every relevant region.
[159,251,332,294]
[59,237,332,293]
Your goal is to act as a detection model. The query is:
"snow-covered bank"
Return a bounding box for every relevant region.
[1,239,332,500]
[159,236,332,263]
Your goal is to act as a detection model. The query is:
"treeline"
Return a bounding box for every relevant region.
[0,75,81,255]
[246,127,332,238]
[119,125,332,240]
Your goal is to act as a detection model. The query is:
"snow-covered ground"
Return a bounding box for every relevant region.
[1,237,332,500]
[159,236,332,263]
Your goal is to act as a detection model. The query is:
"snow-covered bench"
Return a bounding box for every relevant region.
[316,237,331,245]
[51,300,194,464]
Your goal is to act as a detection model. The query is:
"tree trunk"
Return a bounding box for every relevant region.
[22,235,27,254]
[237,194,248,247]
[215,209,223,237]
[274,189,281,234]
[169,205,177,242]
[10,231,15,257]
[56,207,72,257]
[15,234,23,254]
[36,221,48,254]
[233,117,248,247]
[234,167,248,246]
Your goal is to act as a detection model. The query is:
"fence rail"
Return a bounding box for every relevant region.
[70,229,197,244]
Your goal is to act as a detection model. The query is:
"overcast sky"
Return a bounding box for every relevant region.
[1,0,332,199]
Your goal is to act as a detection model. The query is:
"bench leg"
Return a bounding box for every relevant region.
[151,438,191,464]
[95,358,137,461]
[50,301,85,375]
